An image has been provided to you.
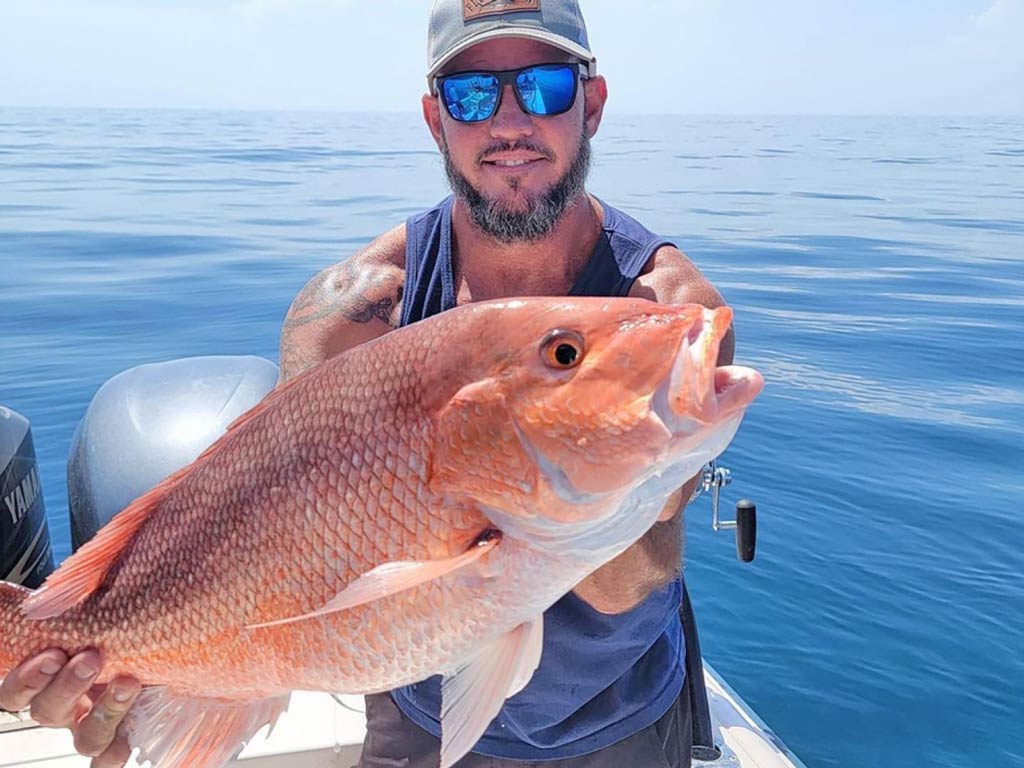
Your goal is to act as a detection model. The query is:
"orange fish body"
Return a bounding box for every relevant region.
[0,297,763,768]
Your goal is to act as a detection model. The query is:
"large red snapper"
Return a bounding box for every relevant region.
[0,297,763,768]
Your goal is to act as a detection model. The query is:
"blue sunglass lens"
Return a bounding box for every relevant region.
[440,65,579,122]
[441,73,499,123]
[517,65,577,116]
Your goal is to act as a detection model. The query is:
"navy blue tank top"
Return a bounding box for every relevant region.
[392,195,686,760]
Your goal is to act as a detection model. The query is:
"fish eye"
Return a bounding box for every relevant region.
[540,330,585,369]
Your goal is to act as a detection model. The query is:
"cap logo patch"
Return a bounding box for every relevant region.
[464,0,540,21]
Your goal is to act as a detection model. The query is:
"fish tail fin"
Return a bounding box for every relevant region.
[125,687,290,768]
[0,581,34,678]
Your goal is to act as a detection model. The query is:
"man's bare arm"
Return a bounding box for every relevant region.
[572,245,735,614]
[278,226,407,383]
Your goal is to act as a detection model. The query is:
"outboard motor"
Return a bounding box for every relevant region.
[0,406,55,588]
[68,355,279,550]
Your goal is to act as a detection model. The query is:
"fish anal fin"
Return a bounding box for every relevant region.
[440,617,544,768]
[248,534,500,630]
[125,687,290,768]
[506,618,544,698]
[21,467,187,620]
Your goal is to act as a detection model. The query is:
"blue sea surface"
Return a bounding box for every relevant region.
[1,109,1022,768]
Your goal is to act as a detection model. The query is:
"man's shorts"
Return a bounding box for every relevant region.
[356,688,693,768]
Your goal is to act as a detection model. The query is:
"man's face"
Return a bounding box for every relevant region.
[423,37,607,242]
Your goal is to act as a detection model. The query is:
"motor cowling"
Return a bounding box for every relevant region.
[0,406,55,588]
[68,355,279,550]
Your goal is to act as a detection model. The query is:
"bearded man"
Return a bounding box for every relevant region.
[0,2,732,766]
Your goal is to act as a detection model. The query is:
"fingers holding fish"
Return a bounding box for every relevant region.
[72,675,141,758]
[0,648,68,713]
[26,649,101,728]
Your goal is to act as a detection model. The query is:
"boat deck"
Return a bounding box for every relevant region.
[0,662,804,768]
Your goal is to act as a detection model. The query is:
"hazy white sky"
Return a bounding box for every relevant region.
[1,0,1021,114]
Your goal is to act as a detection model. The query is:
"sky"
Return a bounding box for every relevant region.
[0,0,1021,114]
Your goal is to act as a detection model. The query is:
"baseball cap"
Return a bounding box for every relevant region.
[427,0,597,87]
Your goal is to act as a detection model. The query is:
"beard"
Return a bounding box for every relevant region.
[442,128,591,244]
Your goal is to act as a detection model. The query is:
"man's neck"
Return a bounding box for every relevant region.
[449,193,603,302]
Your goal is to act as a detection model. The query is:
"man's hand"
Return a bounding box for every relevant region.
[0,650,140,767]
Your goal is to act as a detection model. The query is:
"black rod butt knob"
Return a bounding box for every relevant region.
[735,499,757,562]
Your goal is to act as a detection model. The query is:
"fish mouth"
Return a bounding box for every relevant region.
[651,306,764,434]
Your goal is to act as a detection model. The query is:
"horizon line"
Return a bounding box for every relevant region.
[2,104,1022,119]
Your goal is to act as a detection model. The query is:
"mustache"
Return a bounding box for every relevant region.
[477,141,553,164]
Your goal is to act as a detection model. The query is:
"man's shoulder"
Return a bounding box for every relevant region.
[627,244,725,309]
[347,195,452,304]
[348,223,408,283]
[278,225,408,381]
[304,224,408,312]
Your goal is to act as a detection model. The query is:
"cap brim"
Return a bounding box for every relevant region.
[426,28,596,87]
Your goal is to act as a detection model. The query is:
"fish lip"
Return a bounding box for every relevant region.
[650,309,764,435]
[650,313,709,434]
[713,365,765,417]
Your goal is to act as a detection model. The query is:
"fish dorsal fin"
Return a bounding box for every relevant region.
[212,383,288,447]
[248,533,501,630]
[440,618,544,768]
[214,362,327,453]
[21,464,191,620]
[125,688,290,768]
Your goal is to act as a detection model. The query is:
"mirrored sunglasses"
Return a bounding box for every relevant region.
[435,63,588,123]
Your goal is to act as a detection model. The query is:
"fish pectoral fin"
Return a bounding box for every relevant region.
[439,617,544,768]
[124,687,290,768]
[247,532,501,630]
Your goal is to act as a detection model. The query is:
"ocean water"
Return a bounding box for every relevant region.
[1,109,1022,768]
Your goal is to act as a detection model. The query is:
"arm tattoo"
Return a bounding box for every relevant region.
[283,258,404,334]
[345,287,403,325]
[279,257,404,383]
